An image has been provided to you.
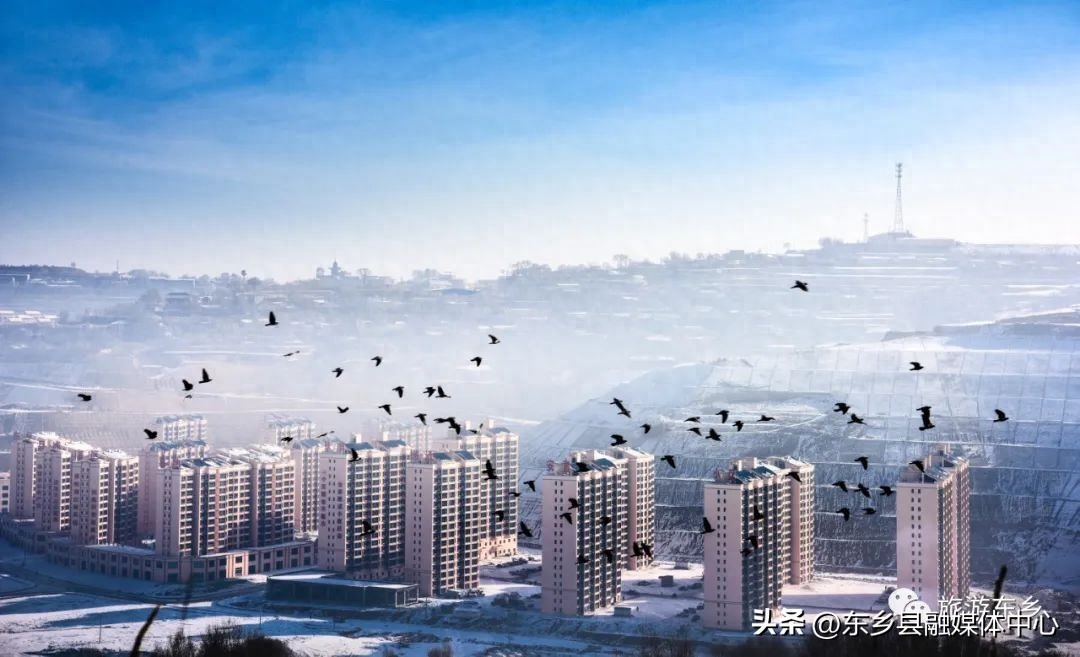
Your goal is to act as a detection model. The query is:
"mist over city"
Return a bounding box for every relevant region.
[2,1,1079,657]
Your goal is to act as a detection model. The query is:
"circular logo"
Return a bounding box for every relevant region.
[888,588,919,614]
[903,600,932,618]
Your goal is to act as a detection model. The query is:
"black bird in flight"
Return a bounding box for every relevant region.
[918,417,935,431]
[993,409,1009,422]
[379,404,392,415]
[910,361,924,371]
[687,427,702,436]
[488,334,500,344]
[523,480,537,492]
[436,386,451,398]
[733,420,744,432]
[602,549,615,564]
[518,521,533,538]
[610,398,631,418]
[279,435,293,444]
[359,520,376,536]
[701,517,716,534]
[855,483,871,498]
[265,311,278,327]
[577,553,589,565]
[752,505,765,521]
[917,405,932,415]
[573,461,590,473]
[434,416,453,424]
[568,498,580,509]
[349,448,360,462]
[758,414,775,422]
[600,515,612,525]
[746,534,760,550]
[854,456,870,470]
[484,460,499,480]
[508,490,521,498]
[685,416,701,423]
[837,508,851,521]
[632,542,645,558]
[371,356,383,366]
[832,480,849,493]
[199,368,212,384]
[423,386,436,397]
[411,413,426,426]
[77,393,92,402]
[337,406,349,414]
[611,434,627,446]
[786,471,802,484]
[143,429,158,440]
[707,428,721,441]
[661,455,677,469]
[863,508,877,515]
[716,409,729,423]
[316,430,335,439]
[791,280,809,292]
[470,357,482,367]
[641,543,653,559]
[909,459,926,473]
[560,512,574,525]
[834,402,851,415]
[878,485,894,496]
[283,350,300,357]
[332,367,344,378]
[640,423,652,434]
[848,414,865,425]
[493,510,506,522]
[182,379,194,393]
[392,385,404,398]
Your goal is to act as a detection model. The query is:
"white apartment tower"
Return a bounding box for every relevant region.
[608,446,656,569]
[291,437,330,534]
[229,445,296,547]
[703,456,814,630]
[70,450,139,546]
[155,455,252,557]
[317,440,410,578]
[266,415,315,443]
[431,422,520,560]
[896,446,971,609]
[541,450,626,615]
[138,439,209,538]
[154,415,208,442]
[12,433,94,532]
[405,450,483,596]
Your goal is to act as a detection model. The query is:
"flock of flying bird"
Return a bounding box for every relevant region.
[77,280,1016,566]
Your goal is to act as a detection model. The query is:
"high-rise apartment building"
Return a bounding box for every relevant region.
[541,450,626,615]
[896,446,971,608]
[608,446,656,570]
[405,450,483,596]
[779,456,815,585]
[138,439,209,538]
[266,415,315,443]
[431,422,519,560]
[317,440,410,578]
[156,455,252,557]
[154,415,208,442]
[0,471,11,514]
[70,450,139,546]
[290,437,330,534]
[228,445,296,547]
[703,456,814,630]
[12,433,94,532]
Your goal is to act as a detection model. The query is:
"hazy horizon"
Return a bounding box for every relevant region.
[3,1,1079,281]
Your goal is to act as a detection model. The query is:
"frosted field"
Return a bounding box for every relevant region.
[0,592,614,657]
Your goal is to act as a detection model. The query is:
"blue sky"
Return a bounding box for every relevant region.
[2,1,1078,280]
